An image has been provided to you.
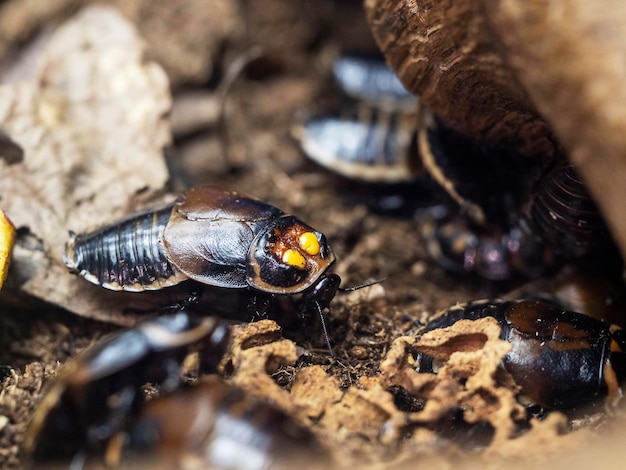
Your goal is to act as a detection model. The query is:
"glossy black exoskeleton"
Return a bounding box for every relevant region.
[101,376,329,470]
[294,54,423,184]
[331,54,417,110]
[64,186,344,316]
[295,109,421,183]
[24,315,328,470]
[524,164,610,258]
[415,299,626,410]
[419,112,613,258]
[23,312,230,460]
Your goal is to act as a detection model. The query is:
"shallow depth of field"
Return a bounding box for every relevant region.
[2,1,626,469]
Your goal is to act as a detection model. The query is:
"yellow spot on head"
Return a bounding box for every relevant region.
[282,249,306,269]
[299,232,320,256]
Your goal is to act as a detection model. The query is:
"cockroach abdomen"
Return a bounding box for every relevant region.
[64,206,187,292]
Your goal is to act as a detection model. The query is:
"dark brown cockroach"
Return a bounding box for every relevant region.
[418,162,615,280]
[101,376,329,470]
[64,186,357,323]
[24,314,329,469]
[414,86,615,279]
[525,164,611,258]
[23,312,231,461]
[414,299,626,410]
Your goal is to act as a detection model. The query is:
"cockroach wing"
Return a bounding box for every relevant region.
[163,215,254,289]
[174,186,284,223]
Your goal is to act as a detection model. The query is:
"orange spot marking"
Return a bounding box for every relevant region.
[299,232,320,256]
[282,249,306,269]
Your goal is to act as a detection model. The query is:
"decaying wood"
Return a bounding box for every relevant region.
[365,0,626,259]
[484,0,626,265]
[364,0,557,158]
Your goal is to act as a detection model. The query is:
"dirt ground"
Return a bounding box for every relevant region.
[1,1,626,469]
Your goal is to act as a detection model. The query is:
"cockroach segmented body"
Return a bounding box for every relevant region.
[294,53,423,183]
[296,109,420,183]
[64,186,337,300]
[65,206,185,292]
[64,186,376,353]
[526,165,611,258]
[24,312,231,461]
[331,54,417,110]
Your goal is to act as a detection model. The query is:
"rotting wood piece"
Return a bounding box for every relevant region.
[364,0,626,260]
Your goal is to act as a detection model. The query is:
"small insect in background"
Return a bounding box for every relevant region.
[295,54,616,281]
[294,54,422,184]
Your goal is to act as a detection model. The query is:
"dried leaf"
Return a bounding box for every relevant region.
[0,6,171,324]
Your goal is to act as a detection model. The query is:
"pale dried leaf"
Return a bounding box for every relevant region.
[0,6,171,324]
